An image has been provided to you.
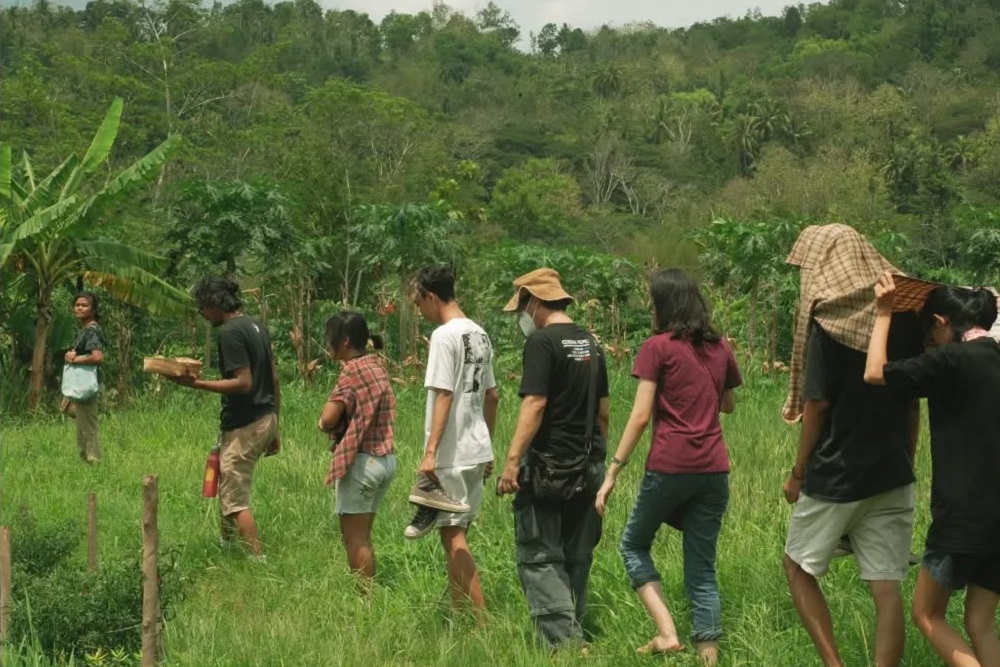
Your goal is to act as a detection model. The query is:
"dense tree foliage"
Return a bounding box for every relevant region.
[4,0,1000,410]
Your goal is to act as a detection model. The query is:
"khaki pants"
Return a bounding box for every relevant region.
[75,396,101,463]
[219,413,279,517]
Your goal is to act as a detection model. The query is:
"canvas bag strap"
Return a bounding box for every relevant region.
[584,335,599,455]
[71,323,93,352]
[689,341,722,411]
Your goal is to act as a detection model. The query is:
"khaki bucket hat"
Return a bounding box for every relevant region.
[502,268,574,311]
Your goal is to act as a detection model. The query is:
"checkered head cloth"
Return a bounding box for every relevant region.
[890,275,941,313]
[782,224,899,424]
[891,276,1000,339]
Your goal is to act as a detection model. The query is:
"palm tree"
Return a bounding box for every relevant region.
[647,96,670,144]
[948,134,981,170]
[590,63,624,100]
[1,97,189,409]
[733,113,763,176]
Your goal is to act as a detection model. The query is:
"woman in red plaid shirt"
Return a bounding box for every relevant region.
[318,311,396,587]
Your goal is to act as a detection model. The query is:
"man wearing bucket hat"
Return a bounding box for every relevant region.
[496,268,610,649]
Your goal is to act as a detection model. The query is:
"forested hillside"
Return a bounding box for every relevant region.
[3,0,1000,409]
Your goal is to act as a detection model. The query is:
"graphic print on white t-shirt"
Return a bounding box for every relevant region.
[424,318,496,468]
[462,331,491,393]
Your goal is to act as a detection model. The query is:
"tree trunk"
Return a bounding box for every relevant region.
[398,273,415,366]
[767,298,779,374]
[117,308,139,403]
[290,279,307,382]
[28,291,53,410]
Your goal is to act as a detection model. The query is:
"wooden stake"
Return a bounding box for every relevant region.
[141,476,162,666]
[0,525,11,642]
[87,492,98,571]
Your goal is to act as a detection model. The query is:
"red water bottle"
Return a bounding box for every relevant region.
[202,446,220,498]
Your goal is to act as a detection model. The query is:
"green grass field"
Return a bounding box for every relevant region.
[0,367,972,666]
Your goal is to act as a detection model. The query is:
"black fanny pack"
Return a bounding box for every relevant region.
[524,450,594,504]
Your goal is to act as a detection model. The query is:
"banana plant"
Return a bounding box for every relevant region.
[0,97,189,410]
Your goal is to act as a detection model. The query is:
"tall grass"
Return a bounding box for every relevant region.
[0,366,974,666]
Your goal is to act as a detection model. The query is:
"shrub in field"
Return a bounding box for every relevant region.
[7,512,182,662]
[9,510,79,578]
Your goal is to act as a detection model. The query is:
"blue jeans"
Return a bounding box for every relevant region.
[620,471,729,642]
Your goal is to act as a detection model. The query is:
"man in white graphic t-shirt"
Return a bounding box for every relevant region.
[406,265,499,621]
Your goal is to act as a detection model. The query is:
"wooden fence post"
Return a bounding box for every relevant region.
[87,492,98,572]
[0,525,10,643]
[141,476,162,666]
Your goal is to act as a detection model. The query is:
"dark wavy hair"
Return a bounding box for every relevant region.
[193,276,242,313]
[325,311,383,352]
[414,265,455,302]
[650,268,721,345]
[921,285,998,341]
[74,291,100,320]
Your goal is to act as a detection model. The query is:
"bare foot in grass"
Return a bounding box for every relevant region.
[696,641,719,666]
[636,635,684,655]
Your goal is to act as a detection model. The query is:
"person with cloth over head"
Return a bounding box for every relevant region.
[781,224,924,667]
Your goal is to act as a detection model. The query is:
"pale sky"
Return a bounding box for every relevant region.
[325,0,793,42]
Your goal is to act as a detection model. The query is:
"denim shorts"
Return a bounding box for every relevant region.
[335,452,396,515]
[923,549,1000,594]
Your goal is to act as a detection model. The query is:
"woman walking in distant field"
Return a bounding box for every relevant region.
[595,269,742,666]
[866,275,1000,667]
[63,292,106,464]
[318,311,397,587]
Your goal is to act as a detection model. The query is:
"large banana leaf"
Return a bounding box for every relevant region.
[69,133,182,232]
[74,239,170,275]
[61,97,123,199]
[21,154,79,214]
[0,142,10,199]
[82,264,192,316]
[20,151,36,192]
[0,197,79,268]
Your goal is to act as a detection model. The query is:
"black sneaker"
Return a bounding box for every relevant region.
[404,505,438,540]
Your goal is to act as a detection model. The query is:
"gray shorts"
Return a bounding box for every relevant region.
[335,452,396,515]
[434,462,489,529]
[785,484,915,580]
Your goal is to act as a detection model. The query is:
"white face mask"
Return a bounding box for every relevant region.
[518,303,537,338]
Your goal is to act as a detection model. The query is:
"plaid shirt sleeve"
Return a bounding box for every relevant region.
[327,369,360,483]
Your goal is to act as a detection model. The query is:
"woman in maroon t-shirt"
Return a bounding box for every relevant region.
[596,268,742,664]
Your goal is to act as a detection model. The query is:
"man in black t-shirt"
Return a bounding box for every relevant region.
[168,276,280,561]
[496,268,609,648]
[782,315,923,667]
